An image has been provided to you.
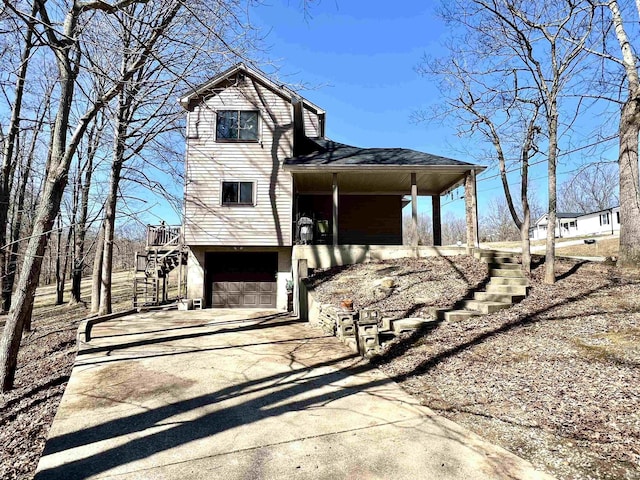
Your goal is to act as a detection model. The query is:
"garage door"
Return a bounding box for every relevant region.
[212,281,276,308]
[206,252,277,308]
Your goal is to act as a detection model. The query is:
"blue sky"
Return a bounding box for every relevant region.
[246,0,553,220]
[152,0,597,225]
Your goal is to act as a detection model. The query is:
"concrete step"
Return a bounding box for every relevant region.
[474,249,502,258]
[490,268,525,278]
[486,284,529,296]
[488,262,521,270]
[475,250,517,260]
[381,317,393,331]
[464,299,512,314]
[489,277,529,286]
[480,255,519,264]
[391,317,438,334]
[474,291,525,303]
[443,309,480,322]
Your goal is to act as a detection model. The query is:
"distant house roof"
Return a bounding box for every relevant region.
[284,139,483,171]
[534,207,619,225]
[535,212,579,225]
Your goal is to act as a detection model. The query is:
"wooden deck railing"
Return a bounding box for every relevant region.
[147,224,182,248]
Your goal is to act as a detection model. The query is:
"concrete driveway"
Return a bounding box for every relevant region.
[35,309,553,479]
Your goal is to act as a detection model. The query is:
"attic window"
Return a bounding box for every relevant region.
[216,110,258,141]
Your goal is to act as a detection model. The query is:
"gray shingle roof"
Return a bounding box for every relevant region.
[284,139,477,167]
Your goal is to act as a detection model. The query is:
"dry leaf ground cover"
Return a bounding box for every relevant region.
[2,258,639,480]
[308,256,640,480]
[0,271,135,480]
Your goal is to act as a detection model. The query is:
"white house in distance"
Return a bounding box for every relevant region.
[530,206,620,240]
[178,64,486,310]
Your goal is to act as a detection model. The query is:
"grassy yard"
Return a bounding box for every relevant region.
[555,237,619,258]
[484,234,620,258]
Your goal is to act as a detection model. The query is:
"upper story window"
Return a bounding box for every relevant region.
[216,110,259,141]
[222,181,254,206]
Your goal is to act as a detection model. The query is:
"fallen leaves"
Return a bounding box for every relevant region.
[311,256,640,480]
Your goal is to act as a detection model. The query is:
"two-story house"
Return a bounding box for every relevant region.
[179,64,485,310]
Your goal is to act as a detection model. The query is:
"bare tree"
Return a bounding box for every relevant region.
[441,214,467,246]
[95,0,259,314]
[482,197,521,242]
[421,0,594,279]
[0,0,180,391]
[0,0,263,390]
[97,1,184,315]
[559,162,619,213]
[590,1,640,266]
[0,0,38,312]
[403,212,433,246]
[70,114,105,304]
[3,76,53,311]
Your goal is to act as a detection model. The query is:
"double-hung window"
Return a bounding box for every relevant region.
[222,181,254,206]
[600,213,610,225]
[216,110,259,141]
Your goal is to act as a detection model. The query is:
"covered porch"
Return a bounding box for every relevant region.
[284,139,485,251]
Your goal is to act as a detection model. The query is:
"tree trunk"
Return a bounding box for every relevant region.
[521,209,531,274]
[3,104,44,311]
[55,216,64,305]
[608,1,640,267]
[617,97,640,267]
[544,105,559,284]
[0,1,37,312]
[91,222,105,314]
[99,50,130,316]
[71,119,99,304]
[98,155,124,316]
[0,4,82,391]
[57,217,74,305]
[0,169,73,389]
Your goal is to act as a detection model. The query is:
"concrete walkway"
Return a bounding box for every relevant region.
[35,309,554,480]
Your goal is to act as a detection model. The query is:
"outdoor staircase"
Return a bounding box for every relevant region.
[133,225,187,308]
[439,250,529,322]
[377,250,530,341]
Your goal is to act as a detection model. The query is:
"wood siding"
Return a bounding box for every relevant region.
[184,77,298,246]
[303,108,320,138]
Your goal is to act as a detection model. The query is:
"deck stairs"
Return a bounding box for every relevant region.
[133,225,187,308]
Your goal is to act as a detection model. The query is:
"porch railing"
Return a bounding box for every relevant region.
[147,224,182,249]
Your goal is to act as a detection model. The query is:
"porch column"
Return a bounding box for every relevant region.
[432,195,442,246]
[411,173,418,247]
[464,169,479,254]
[332,172,339,245]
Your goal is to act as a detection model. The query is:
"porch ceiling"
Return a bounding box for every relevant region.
[291,169,470,195]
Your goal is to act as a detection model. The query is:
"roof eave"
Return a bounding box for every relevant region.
[283,164,487,173]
